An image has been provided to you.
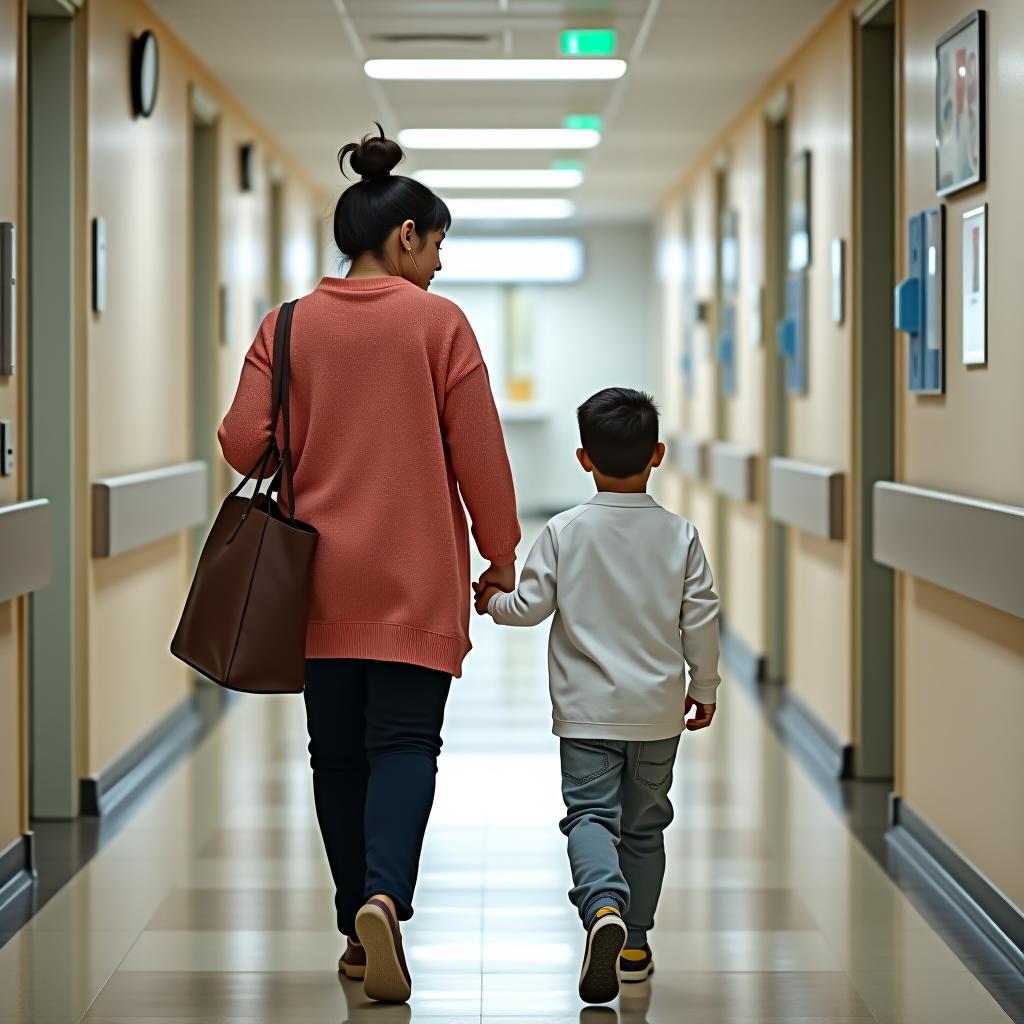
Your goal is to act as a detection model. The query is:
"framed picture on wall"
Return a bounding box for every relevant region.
[961,203,987,365]
[720,208,739,301]
[787,149,811,270]
[935,10,985,196]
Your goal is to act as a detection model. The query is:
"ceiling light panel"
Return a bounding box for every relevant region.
[364,58,626,80]
[415,168,583,189]
[399,128,600,150]
[446,198,575,220]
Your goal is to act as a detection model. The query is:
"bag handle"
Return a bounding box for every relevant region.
[225,300,298,541]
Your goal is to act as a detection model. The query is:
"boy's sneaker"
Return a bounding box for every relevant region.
[619,944,654,982]
[579,909,628,1005]
[338,939,366,979]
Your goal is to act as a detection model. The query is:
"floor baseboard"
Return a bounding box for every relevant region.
[80,682,234,817]
[775,687,854,781]
[0,834,34,916]
[720,620,766,695]
[888,796,1024,974]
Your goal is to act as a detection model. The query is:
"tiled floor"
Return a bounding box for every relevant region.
[0,564,1020,1021]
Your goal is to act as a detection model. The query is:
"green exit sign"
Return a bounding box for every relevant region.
[560,29,617,56]
[564,114,602,132]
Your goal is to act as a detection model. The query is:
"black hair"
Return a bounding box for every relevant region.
[334,123,451,261]
[577,388,660,478]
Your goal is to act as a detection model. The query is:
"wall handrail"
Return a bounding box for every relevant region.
[0,499,52,603]
[769,456,845,540]
[92,460,209,558]
[709,441,757,501]
[669,431,708,481]
[873,481,1024,618]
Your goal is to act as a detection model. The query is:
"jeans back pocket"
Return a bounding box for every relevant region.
[633,736,680,790]
[561,739,613,786]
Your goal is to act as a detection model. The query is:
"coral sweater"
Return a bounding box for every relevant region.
[218,276,521,678]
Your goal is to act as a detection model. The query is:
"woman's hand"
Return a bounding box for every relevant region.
[476,561,515,596]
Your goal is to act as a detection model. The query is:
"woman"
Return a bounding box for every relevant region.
[218,125,521,1004]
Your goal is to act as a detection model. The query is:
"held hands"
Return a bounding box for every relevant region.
[685,694,716,731]
[473,584,502,616]
[472,561,515,616]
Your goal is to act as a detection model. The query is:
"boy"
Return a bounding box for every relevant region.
[475,387,721,1005]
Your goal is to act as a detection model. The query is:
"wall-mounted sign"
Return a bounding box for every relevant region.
[787,149,811,271]
[92,218,107,313]
[935,10,985,196]
[831,238,845,325]
[962,203,987,365]
[239,143,256,192]
[894,207,944,393]
[130,30,159,118]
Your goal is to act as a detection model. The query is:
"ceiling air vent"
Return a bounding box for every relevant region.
[370,32,497,51]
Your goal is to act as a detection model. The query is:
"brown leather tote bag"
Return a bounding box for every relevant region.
[171,299,318,693]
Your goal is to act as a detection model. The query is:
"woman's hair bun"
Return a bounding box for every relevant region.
[338,123,403,181]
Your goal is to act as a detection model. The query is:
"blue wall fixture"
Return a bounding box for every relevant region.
[717,303,737,396]
[895,207,944,394]
[776,270,808,394]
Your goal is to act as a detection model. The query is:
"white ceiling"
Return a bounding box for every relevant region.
[149,0,836,226]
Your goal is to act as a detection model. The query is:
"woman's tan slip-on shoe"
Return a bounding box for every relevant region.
[354,898,412,1003]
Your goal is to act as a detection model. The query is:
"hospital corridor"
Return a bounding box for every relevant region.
[1,0,1022,1021]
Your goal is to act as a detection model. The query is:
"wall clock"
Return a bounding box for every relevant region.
[130,30,159,118]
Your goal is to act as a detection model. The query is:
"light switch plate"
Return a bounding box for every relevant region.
[0,419,13,477]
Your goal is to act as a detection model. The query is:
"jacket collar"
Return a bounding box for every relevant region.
[586,492,659,508]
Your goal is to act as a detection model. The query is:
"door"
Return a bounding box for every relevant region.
[853,0,897,779]
[190,93,220,556]
[763,100,789,684]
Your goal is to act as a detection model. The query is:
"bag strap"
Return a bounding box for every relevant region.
[226,299,298,513]
[269,299,298,519]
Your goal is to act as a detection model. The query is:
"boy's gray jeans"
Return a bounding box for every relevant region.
[558,735,680,948]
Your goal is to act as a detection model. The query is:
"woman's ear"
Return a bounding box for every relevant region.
[400,219,416,252]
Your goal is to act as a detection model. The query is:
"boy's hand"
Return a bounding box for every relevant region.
[685,695,716,731]
[473,584,501,616]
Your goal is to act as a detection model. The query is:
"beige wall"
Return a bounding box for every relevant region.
[723,113,767,658]
[0,0,26,852]
[783,11,854,743]
[898,0,1024,909]
[657,4,855,746]
[84,0,323,775]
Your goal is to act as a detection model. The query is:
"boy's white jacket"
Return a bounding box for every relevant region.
[488,492,721,741]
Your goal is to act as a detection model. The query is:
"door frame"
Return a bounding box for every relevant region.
[27,1,81,818]
[852,0,899,779]
[762,89,790,685]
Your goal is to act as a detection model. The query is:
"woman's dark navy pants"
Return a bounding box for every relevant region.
[304,658,451,937]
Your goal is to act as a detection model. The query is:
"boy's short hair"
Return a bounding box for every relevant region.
[577,388,659,478]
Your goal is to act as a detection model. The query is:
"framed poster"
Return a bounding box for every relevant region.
[720,208,739,301]
[935,11,985,196]
[787,150,811,270]
[961,203,987,365]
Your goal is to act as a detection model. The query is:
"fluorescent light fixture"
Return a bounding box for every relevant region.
[560,29,617,56]
[438,237,584,282]
[446,198,574,220]
[415,168,583,190]
[399,128,600,150]
[364,58,626,81]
